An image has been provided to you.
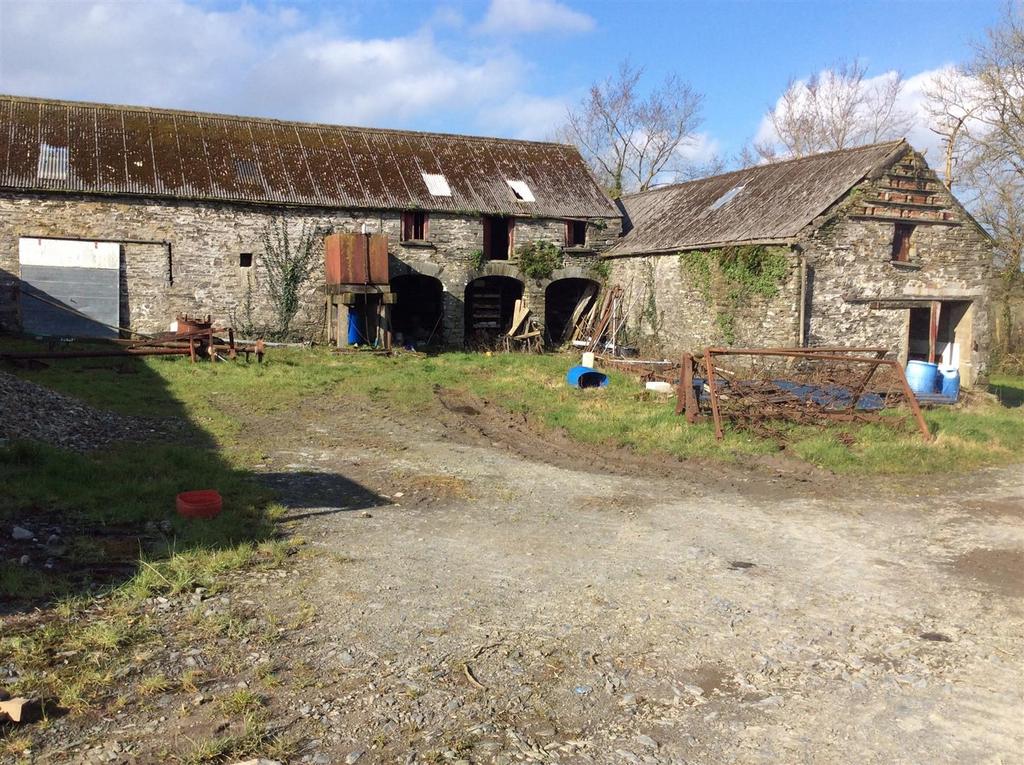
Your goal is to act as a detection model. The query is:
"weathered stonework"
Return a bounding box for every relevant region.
[800,151,994,384]
[605,149,994,384]
[0,191,620,345]
[606,251,801,355]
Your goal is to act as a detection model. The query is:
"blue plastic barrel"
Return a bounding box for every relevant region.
[566,365,609,389]
[905,360,939,394]
[939,367,961,399]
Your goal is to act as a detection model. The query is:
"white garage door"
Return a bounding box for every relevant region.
[19,238,120,338]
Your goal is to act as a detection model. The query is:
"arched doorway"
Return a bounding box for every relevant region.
[545,278,599,346]
[390,273,444,348]
[464,275,524,346]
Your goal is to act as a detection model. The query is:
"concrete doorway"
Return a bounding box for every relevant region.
[907,300,973,379]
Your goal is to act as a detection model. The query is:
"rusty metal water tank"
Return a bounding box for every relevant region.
[324,233,389,285]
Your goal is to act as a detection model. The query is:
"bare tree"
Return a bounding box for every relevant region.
[562,61,705,197]
[925,5,1024,274]
[754,59,912,161]
[924,68,983,189]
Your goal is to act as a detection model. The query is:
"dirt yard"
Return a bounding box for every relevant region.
[12,387,1024,764]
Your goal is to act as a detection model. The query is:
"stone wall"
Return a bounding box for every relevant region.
[801,176,995,384]
[606,250,801,356]
[0,191,620,345]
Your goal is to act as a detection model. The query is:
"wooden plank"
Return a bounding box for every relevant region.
[929,300,941,364]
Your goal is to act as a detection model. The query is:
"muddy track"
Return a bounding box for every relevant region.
[434,386,836,498]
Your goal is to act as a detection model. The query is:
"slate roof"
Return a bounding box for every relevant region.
[0,95,618,219]
[607,140,909,256]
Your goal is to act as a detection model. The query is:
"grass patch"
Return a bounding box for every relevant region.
[1,343,1021,727]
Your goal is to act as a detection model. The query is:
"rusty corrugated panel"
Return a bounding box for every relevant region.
[7,100,40,186]
[122,110,157,194]
[67,105,98,189]
[368,233,388,283]
[318,127,365,205]
[37,102,69,188]
[324,232,389,284]
[0,94,619,218]
[0,99,13,185]
[201,116,242,198]
[609,141,907,255]
[297,126,348,207]
[172,113,211,198]
[247,118,292,201]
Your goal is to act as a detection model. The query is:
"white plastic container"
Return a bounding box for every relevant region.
[645,381,673,394]
[581,351,596,368]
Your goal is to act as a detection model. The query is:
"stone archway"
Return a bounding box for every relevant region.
[464,274,524,346]
[390,273,445,348]
[544,277,600,346]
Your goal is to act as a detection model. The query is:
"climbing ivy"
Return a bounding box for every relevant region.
[468,249,485,271]
[517,240,564,280]
[589,258,611,281]
[679,245,791,344]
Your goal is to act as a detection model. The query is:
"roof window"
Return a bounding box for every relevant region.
[37,143,69,181]
[235,159,261,185]
[507,180,535,202]
[422,172,452,197]
[709,184,744,211]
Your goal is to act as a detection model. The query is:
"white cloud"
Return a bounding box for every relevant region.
[475,93,570,140]
[0,0,572,138]
[898,67,956,163]
[478,0,595,35]
[676,131,722,165]
[751,65,958,164]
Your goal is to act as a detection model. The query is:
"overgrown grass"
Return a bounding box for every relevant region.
[1,343,1021,729]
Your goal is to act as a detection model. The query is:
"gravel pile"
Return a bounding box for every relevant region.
[0,370,177,451]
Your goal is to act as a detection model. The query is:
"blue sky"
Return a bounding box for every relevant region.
[0,0,1004,162]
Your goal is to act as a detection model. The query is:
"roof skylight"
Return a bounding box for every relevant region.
[507,180,535,202]
[37,143,69,181]
[422,172,452,197]
[709,184,744,211]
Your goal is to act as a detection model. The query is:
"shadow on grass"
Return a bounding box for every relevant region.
[259,471,393,516]
[990,383,1024,408]
[0,335,387,617]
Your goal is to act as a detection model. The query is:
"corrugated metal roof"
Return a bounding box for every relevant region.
[607,141,908,256]
[0,94,619,218]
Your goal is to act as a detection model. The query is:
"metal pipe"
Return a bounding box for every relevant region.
[0,348,190,359]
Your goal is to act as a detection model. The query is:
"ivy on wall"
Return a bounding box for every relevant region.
[517,240,564,280]
[678,245,791,344]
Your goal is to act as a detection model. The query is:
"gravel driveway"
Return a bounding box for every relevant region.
[246,394,1024,764]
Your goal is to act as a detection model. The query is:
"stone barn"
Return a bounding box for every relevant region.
[0,95,621,345]
[605,140,995,385]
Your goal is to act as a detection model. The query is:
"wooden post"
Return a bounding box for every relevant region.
[704,348,724,440]
[675,353,689,416]
[380,297,392,351]
[337,299,350,348]
[928,300,941,364]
